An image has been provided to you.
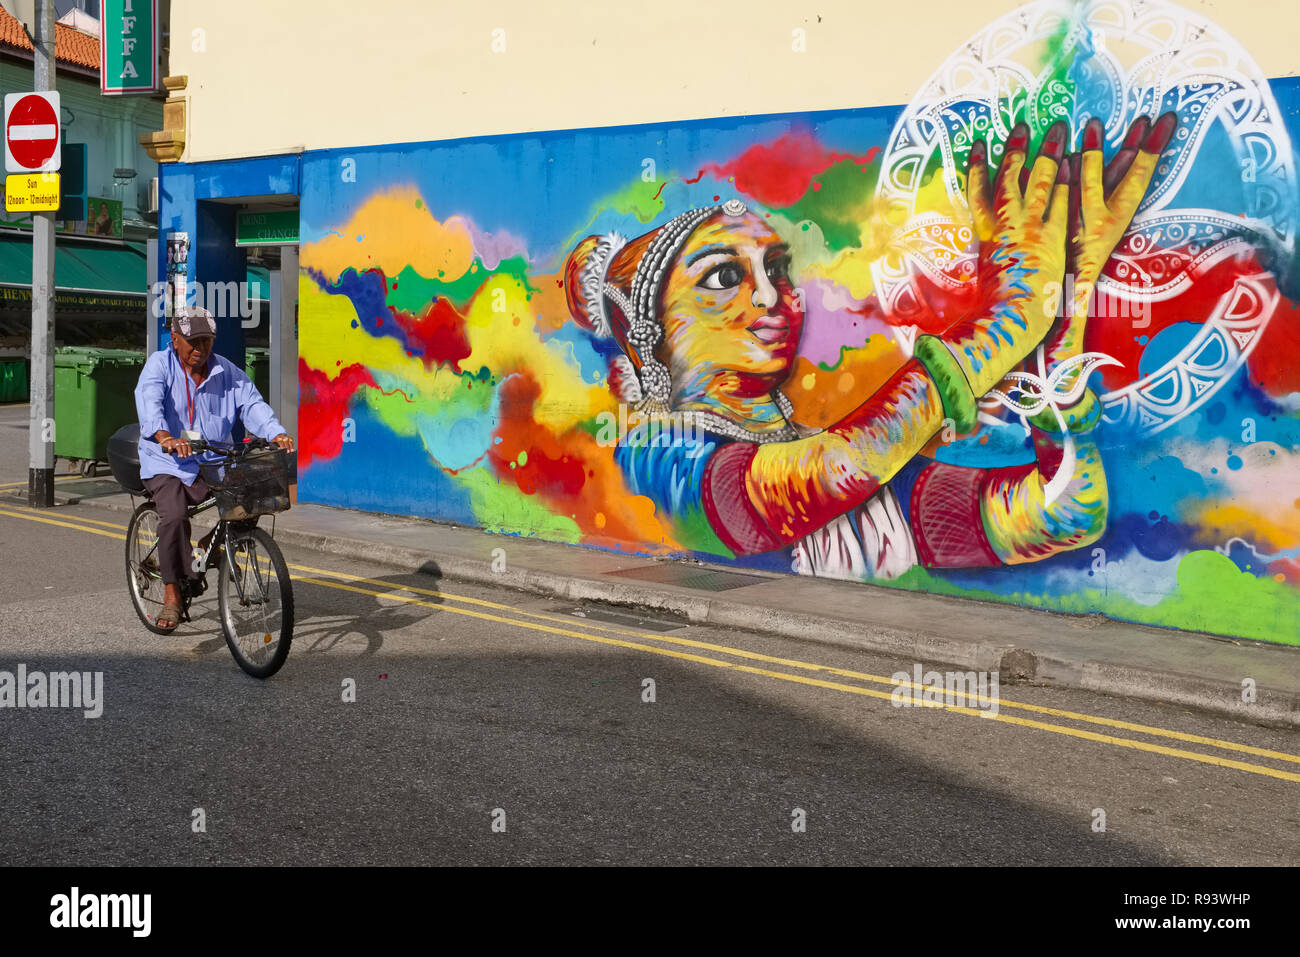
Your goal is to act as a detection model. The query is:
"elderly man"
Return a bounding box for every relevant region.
[134,307,295,631]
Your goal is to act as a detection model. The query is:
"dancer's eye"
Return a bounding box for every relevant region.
[765,254,791,282]
[699,262,746,290]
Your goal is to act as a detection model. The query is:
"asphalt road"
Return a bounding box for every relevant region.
[0,482,1297,866]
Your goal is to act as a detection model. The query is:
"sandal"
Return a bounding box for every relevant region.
[156,602,182,632]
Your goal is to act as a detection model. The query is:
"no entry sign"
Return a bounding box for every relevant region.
[4,92,61,174]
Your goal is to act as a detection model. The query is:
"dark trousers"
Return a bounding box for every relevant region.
[142,474,211,586]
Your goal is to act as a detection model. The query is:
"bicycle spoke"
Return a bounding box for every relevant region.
[128,508,167,612]
[222,535,284,666]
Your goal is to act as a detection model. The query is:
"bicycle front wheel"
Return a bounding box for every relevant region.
[217,525,294,679]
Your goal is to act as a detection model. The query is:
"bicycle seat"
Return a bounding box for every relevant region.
[107,423,145,493]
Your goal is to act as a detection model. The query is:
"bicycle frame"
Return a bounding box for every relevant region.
[128,494,263,607]
[222,519,268,608]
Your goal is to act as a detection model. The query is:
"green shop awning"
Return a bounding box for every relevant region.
[0,237,271,313]
[0,235,148,312]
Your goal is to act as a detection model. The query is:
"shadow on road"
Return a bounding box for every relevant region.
[0,633,1213,866]
[180,565,448,664]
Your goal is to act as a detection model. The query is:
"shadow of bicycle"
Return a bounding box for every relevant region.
[180,561,448,662]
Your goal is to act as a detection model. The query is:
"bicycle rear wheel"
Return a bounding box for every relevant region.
[217,525,294,678]
[125,500,175,635]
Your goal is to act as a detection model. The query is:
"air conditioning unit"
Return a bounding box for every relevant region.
[147,176,159,214]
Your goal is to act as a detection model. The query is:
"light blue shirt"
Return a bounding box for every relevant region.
[135,347,287,486]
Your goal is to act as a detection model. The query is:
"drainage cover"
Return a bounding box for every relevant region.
[605,564,771,591]
[59,479,124,500]
[557,605,688,633]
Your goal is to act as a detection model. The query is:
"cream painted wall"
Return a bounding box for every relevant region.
[168,0,1300,163]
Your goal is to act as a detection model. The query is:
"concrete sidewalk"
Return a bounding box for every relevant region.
[5,472,1299,728]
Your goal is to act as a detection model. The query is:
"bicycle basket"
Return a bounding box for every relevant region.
[204,448,291,521]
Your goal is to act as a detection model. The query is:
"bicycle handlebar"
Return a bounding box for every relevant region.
[183,436,274,456]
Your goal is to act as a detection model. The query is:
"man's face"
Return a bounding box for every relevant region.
[171,330,213,370]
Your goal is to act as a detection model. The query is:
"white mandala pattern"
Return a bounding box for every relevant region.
[872,0,1296,435]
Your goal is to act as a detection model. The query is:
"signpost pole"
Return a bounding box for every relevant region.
[27,0,55,508]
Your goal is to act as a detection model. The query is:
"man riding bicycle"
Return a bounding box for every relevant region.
[134,306,296,631]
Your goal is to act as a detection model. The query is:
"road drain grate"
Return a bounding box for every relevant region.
[56,480,122,499]
[555,605,688,633]
[605,564,771,591]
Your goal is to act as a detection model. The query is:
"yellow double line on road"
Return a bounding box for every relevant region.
[0,474,89,491]
[2,501,1298,783]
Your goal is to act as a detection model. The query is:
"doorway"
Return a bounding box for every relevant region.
[242,243,298,439]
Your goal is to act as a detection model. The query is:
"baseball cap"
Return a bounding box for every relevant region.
[171,306,217,340]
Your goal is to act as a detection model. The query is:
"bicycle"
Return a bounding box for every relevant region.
[115,433,296,679]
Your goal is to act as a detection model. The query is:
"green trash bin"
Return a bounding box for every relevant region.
[244,346,270,399]
[53,347,145,466]
[0,357,26,403]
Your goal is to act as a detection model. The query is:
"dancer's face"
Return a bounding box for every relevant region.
[658,212,802,393]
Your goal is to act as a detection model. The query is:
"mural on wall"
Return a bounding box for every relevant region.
[296,0,1300,644]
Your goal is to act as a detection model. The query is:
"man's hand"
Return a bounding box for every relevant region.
[156,431,193,458]
[271,433,296,453]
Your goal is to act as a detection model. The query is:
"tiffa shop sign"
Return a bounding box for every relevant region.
[100,0,158,94]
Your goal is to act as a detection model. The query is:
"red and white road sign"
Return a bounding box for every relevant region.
[4,92,61,174]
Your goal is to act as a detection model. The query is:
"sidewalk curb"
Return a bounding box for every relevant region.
[275,527,1300,728]
[10,486,1299,728]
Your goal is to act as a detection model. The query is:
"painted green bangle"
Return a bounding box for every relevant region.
[1027,387,1102,435]
[913,334,977,434]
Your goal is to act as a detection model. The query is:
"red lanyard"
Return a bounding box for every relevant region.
[173,350,196,430]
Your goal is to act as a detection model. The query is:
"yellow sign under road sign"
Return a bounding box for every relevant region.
[6,172,60,212]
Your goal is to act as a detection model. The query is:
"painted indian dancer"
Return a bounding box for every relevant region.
[564,114,1178,580]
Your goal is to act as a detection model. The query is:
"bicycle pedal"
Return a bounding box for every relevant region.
[180,576,208,600]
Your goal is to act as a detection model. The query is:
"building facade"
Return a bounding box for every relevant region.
[0,5,162,352]
[150,0,1300,645]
